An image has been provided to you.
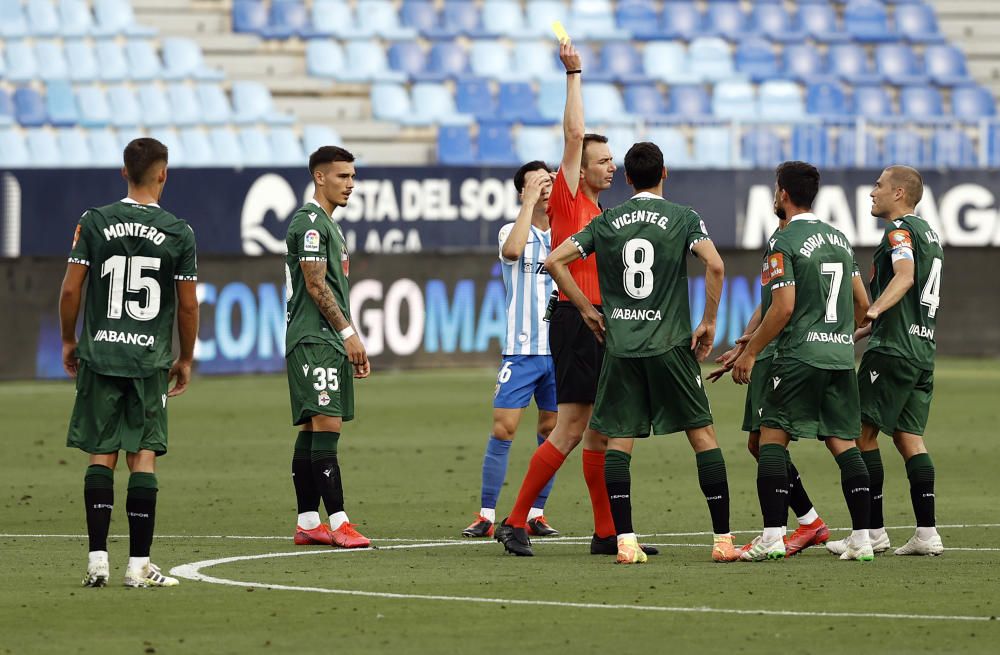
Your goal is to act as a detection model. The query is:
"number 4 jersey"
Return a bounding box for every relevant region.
[570,192,709,358]
[67,199,198,378]
[866,214,943,370]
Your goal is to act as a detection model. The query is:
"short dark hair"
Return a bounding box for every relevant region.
[513,160,550,193]
[309,146,355,174]
[885,165,924,206]
[581,133,609,167]
[123,138,168,185]
[776,161,821,209]
[624,142,663,191]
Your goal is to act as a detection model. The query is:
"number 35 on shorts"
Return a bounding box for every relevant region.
[310,367,340,391]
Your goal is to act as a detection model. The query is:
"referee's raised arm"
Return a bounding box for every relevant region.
[559,41,584,197]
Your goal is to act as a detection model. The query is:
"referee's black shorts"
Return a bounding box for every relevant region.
[549,301,604,405]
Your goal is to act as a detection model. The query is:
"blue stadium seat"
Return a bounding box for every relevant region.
[899,85,943,119]
[497,82,545,123]
[86,128,121,166]
[149,128,185,166]
[883,128,929,167]
[455,78,496,120]
[162,37,224,81]
[481,1,526,38]
[135,84,171,127]
[233,0,268,35]
[471,40,514,81]
[0,89,13,126]
[515,126,560,165]
[645,126,694,168]
[661,2,702,41]
[688,37,735,82]
[986,124,1000,166]
[806,82,849,118]
[615,0,661,40]
[410,82,473,125]
[269,127,305,166]
[791,124,831,167]
[35,40,69,81]
[568,42,614,83]
[0,42,6,80]
[425,42,470,79]
[76,85,112,127]
[305,39,345,79]
[95,0,155,36]
[894,2,945,44]
[370,83,413,123]
[125,39,163,81]
[0,128,31,166]
[623,84,668,119]
[27,0,60,37]
[95,39,128,81]
[438,124,476,165]
[581,83,632,123]
[59,0,94,38]
[14,87,47,126]
[600,42,646,84]
[800,2,850,43]
[209,128,243,166]
[513,41,559,81]
[828,43,881,85]
[106,85,141,127]
[834,128,879,168]
[45,80,78,126]
[178,128,214,166]
[26,128,60,166]
[951,84,996,120]
[537,78,566,121]
[693,126,732,168]
[166,83,202,126]
[643,41,699,84]
[601,124,639,165]
[525,1,569,39]
[58,128,91,166]
[742,128,786,168]
[1,1,29,38]
[783,43,830,83]
[668,85,710,118]
[571,0,628,40]
[477,121,518,165]
[5,41,38,83]
[302,124,343,152]
[400,1,439,36]
[758,80,805,120]
[342,40,407,83]
[239,127,272,166]
[853,85,893,118]
[932,128,975,168]
[875,44,926,86]
[388,41,428,78]
[844,0,894,42]
[924,45,970,87]
[232,81,294,125]
[64,40,99,81]
[735,38,780,83]
[357,0,418,40]
[713,80,757,120]
[706,1,746,41]
[263,0,309,40]
[435,0,489,39]
[310,0,366,38]
[750,3,807,43]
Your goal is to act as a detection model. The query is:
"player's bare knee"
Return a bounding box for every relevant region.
[536,412,556,439]
[687,425,719,452]
[747,432,761,460]
[311,415,343,433]
[125,449,156,473]
[892,432,928,458]
[491,420,517,441]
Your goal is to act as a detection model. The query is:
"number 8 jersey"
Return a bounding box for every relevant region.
[569,192,709,358]
[866,214,943,370]
[67,198,198,378]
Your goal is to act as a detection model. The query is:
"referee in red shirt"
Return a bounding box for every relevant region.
[496,41,655,558]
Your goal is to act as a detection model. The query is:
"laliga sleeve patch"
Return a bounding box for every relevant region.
[761,252,785,284]
[888,229,913,250]
[71,224,82,249]
[304,229,321,252]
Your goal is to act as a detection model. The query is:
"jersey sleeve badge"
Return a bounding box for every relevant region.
[888,229,913,249]
[71,224,82,249]
[304,229,321,252]
[761,253,785,284]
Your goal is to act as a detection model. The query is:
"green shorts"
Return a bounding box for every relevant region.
[760,358,860,441]
[286,342,354,426]
[858,350,933,436]
[66,360,169,455]
[590,346,713,438]
[741,357,773,433]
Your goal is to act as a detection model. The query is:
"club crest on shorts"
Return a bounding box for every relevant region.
[318,390,331,406]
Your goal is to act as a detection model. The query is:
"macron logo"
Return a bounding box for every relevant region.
[302,364,310,376]
[161,394,167,408]
[696,376,702,388]
[772,377,782,389]
[323,467,333,478]
[870,370,880,383]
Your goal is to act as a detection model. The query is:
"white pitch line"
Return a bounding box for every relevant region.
[169,544,998,623]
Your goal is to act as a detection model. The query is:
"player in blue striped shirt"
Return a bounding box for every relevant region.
[463,162,561,538]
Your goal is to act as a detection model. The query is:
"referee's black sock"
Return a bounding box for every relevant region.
[604,449,633,536]
[311,431,344,516]
[292,430,320,514]
[757,444,788,529]
[126,472,157,558]
[84,465,114,552]
[860,448,885,530]
[905,453,936,527]
[696,448,730,534]
[835,448,871,531]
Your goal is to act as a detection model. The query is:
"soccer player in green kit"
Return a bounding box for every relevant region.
[545,142,741,564]
[732,161,874,562]
[827,166,944,557]
[285,146,372,549]
[62,138,198,587]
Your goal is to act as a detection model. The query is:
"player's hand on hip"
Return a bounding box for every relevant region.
[559,41,581,71]
[167,358,192,397]
[582,307,605,344]
[345,334,370,378]
[863,307,880,327]
[62,340,79,378]
[690,321,716,362]
[731,351,754,385]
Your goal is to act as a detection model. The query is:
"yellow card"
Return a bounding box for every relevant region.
[551,20,570,43]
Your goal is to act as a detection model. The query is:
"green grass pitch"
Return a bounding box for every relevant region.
[1,359,999,654]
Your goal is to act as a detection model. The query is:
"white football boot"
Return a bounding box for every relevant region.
[827,530,890,555]
[82,552,109,587]
[740,534,786,561]
[894,532,944,556]
[124,562,179,587]
[838,533,875,561]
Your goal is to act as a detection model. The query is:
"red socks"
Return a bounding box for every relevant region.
[582,449,616,538]
[509,440,566,528]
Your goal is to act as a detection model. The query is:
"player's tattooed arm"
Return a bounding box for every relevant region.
[301,260,351,331]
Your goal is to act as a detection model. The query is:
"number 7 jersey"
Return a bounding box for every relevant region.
[67,199,198,378]
[866,214,943,370]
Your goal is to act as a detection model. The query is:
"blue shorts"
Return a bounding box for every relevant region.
[493,355,557,413]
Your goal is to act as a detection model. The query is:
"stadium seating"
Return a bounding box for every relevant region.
[515,126,560,164]
[455,78,497,120]
[660,2,702,41]
[742,128,787,168]
[45,80,78,127]
[477,121,518,165]
[952,85,997,120]
[932,128,976,168]
[438,124,476,165]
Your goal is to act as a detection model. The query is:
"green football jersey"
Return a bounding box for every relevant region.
[756,229,779,361]
[763,214,858,370]
[67,199,198,378]
[866,214,942,371]
[570,193,709,358]
[284,201,352,356]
